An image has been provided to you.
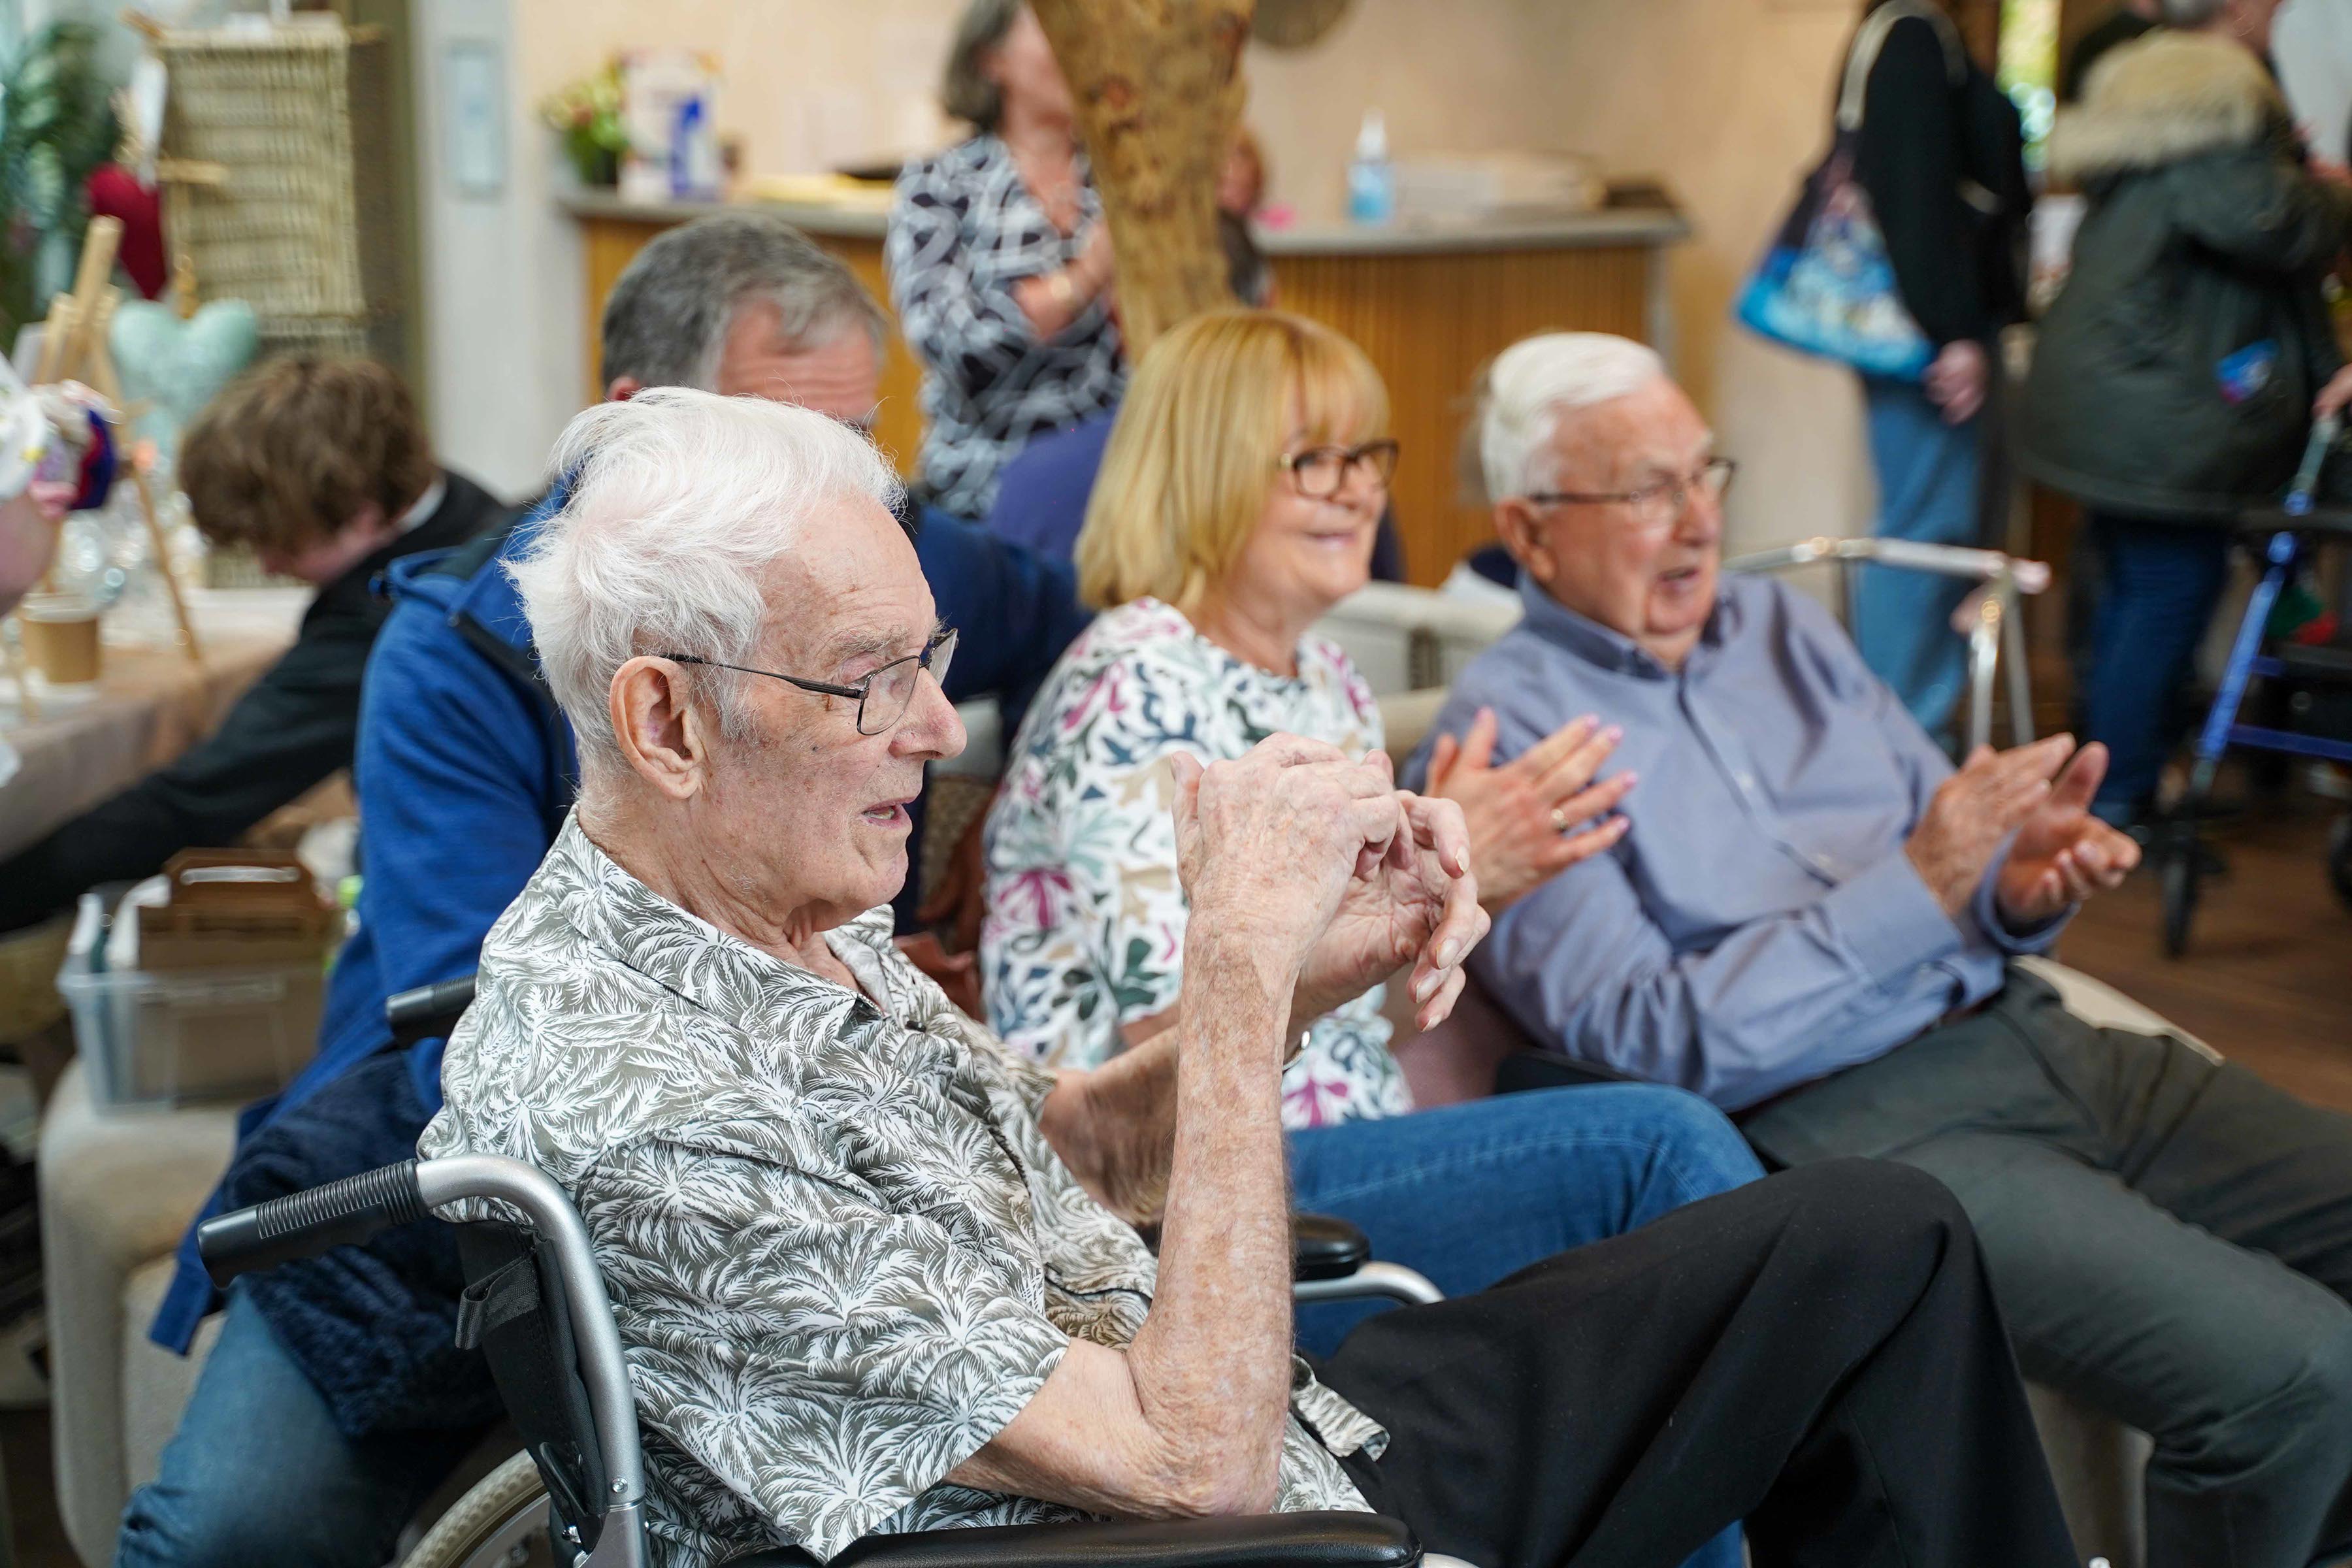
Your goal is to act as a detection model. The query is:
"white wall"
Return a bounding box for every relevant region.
[410,0,583,500]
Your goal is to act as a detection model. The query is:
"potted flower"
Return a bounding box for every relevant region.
[539,63,628,189]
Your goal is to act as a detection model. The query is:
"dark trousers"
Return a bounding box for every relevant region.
[1317,1160,2075,1568]
[1741,970,2352,1568]
[2081,513,2235,821]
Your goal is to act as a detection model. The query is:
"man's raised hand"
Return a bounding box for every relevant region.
[1904,734,2076,916]
[1169,736,1404,979]
[1995,742,2141,925]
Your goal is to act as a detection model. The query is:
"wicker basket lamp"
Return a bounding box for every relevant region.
[153,23,396,365]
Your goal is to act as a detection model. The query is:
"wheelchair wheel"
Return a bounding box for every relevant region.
[401,1450,554,1568]
[2161,825,2201,958]
[2331,815,2352,914]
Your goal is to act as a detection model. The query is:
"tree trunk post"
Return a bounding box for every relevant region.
[1031,0,1254,358]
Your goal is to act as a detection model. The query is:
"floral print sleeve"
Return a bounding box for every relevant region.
[981,598,1411,1128]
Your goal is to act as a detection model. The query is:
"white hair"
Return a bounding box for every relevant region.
[1477,333,1667,501]
[508,387,904,781]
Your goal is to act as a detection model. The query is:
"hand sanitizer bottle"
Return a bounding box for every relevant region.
[1346,108,1394,225]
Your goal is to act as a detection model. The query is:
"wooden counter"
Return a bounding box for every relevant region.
[568,190,1687,586]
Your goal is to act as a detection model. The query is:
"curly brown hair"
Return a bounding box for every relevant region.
[179,356,435,553]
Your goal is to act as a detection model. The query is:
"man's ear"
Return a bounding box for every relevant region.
[1492,499,1552,585]
[608,655,709,800]
[605,375,644,403]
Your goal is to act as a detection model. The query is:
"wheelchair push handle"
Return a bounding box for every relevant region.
[197,1158,430,1288]
[386,973,478,1047]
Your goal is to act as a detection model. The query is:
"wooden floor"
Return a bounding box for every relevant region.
[2059,790,2352,1113]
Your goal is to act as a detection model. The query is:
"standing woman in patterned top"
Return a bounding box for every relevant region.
[887,0,1126,519]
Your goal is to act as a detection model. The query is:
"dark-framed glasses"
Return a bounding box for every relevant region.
[1525,457,1737,528]
[660,625,958,737]
[1278,439,1400,499]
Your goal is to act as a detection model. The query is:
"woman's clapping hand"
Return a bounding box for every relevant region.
[1425,708,1634,913]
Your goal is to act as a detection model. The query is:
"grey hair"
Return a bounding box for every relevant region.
[942,0,1022,130]
[1477,333,1667,501]
[2157,0,2227,24]
[508,387,904,787]
[598,210,887,393]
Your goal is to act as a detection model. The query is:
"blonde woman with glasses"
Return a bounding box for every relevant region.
[977,309,1757,1567]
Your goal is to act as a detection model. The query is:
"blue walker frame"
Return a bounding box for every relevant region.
[2161,504,2352,955]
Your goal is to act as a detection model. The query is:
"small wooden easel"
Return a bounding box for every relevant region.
[29,215,204,668]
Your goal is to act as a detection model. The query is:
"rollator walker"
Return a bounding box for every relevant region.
[2153,500,2352,955]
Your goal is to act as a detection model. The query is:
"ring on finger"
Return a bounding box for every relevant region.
[1550,807,1571,834]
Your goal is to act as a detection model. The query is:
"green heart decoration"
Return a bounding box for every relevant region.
[108,297,259,461]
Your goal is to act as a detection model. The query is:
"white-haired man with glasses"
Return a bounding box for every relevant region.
[1409,330,2352,1568]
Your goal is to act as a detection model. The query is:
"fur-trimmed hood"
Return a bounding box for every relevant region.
[2049,30,2284,182]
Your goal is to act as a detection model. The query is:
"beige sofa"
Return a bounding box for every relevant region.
[39,1064,235,1565]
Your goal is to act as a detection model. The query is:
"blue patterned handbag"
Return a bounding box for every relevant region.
[1735,1,1965,381]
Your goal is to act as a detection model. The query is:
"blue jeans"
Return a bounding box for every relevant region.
[114,1289,487,1568]
[1857,374,1984,738]
[1290,1085,1763,1568]
[2081,513,2234,823]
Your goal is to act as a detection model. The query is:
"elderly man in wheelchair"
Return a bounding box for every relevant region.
[208,389,2080,1568]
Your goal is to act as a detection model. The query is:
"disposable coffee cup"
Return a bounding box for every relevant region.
[18,592,103,687]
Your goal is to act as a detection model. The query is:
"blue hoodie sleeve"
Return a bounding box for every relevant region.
[915,505,1091,727]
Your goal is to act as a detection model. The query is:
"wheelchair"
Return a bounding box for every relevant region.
[203,977,1460,1568]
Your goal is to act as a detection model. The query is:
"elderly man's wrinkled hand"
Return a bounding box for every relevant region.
[1295,789,1488,1034]
[1904,734,2076,917]
[1169,735,1408,976]
[1426,707,1635,912]
[1995,742,2140,926]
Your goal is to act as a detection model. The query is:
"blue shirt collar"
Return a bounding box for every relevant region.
[1515,568,1740,680]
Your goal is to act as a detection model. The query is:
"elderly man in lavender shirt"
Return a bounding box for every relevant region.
[1407,331,2352,1568]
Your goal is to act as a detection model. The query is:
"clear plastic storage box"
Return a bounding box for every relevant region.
[55,876,325,1112]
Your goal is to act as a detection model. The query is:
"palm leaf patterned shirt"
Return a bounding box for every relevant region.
[980,597,1411,1128]
[421,815,1383,1568]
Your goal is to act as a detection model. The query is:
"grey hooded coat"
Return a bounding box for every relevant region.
[2018,31,2352,521]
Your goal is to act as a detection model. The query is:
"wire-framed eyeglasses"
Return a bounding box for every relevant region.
[1277,439,1400,499]
[1525,457,1737,528]
[660,625,958,737]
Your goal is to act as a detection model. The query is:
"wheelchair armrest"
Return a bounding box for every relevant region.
[1294,1213,1373,1282]
[723,1512,1422,1568]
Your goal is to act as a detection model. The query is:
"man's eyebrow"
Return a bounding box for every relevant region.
[818,618,945,670]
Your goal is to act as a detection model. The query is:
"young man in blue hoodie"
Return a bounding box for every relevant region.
[117,212,1094,1568]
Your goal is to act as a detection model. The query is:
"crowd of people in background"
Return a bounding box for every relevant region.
[1,0,2345,1565]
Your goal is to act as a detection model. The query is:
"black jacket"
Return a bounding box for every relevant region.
[2019,33,2352,521]
[0,468,511,933]
[1852,8,2032,348]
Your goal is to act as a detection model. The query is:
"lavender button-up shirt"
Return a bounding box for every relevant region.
[1405,572,2062,1111]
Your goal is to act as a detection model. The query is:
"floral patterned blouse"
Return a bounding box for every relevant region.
[981,598,1411,1128]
